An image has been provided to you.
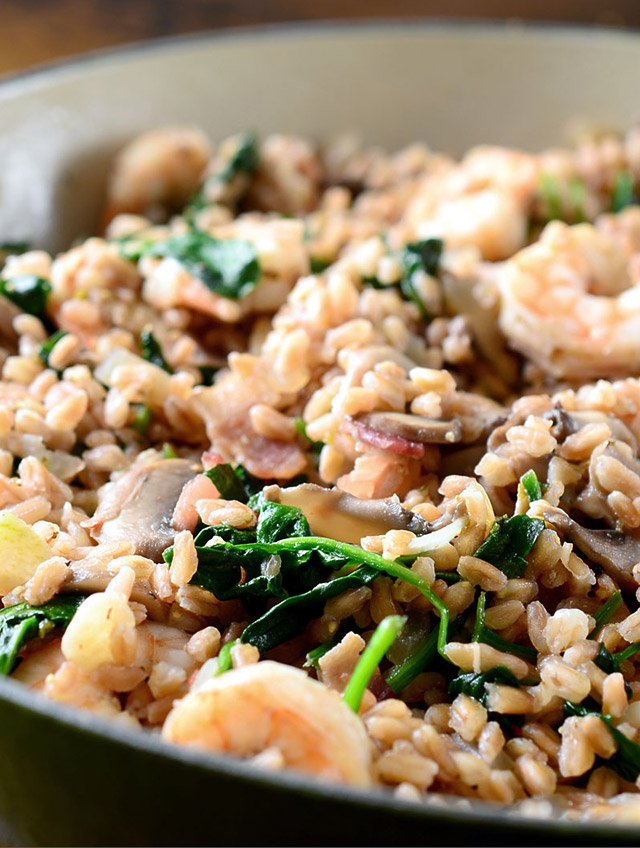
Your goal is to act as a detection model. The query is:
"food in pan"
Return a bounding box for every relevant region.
[2,124,640,821]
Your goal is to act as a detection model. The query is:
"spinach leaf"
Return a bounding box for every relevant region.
[589,590,623,636]
[449,666,522,706]
[477,627,538,663]
[147,232,260,300]
[140,327,172,373]
[241,566,379,653]
[310,257,331,274]
[237,536,451,655]
[594,644,633,698]
[38,329,68,367]
[215,639,239,676]
[385,611,466,693]
[612,170,638,213]
[401,238,443,279]
[294,417,323,455]
[471,590,537,662]
[539,173,563,221]
[131,403,153,436]
[0,595,85,675]
[564,701,640,782]
[399,238,443,318]
[343,615,406,713]
[520,469,542,502]
[204,462,263,503]
[0,275,51,320]
[198,365,220,386]
[114,233,155,262]
[218,131,259,183]
[304,632,342,668]
[255,498,311,543]
[0,241,31,256]
[167,501,316,605]
[473,514,545,578]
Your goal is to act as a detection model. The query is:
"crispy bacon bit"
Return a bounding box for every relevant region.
[343,417,425,459]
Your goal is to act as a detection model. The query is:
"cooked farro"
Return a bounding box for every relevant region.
[3,124,640,822]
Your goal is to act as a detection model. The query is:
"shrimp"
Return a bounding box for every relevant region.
[499,219,640,379]
[405,147,539,261]
[102,127,212,225]
[162,661,374,787]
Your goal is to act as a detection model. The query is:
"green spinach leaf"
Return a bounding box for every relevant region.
[140,327,172,373]
[0,595,85,675]
[473,514,545,578]
[147,232,260,300]
[38,329,68,368]
[0,275,51,320]
[564,701,640,782]
[449,666,522,706]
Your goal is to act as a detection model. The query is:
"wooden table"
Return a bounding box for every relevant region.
[3,0,640,76]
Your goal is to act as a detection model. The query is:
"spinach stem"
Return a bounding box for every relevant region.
[589,590,623,637]
[343,615,406,713]
[236,536,451,660]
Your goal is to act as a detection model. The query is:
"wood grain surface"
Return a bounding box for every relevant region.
[2,0,639,76]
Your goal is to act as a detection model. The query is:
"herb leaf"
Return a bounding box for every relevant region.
[449,666,522,706]
[140,327,171,373]
[147,232,260,300]
[255,498,311,544]
[38,329,68,367]
[564,701,640,782]
[241,566,379,653]
[304,633,341,668]
[343,615,406,713]
[131,403,153,436]
[294,417,323,455]
[215,639,238,676]
[473,515,545,578]
[219,131,259,183]
[0,275,51,319]
[612,170,638,213]
[399,238,443,317]
[589,590,623,637]
[204,462,263,503]
[521,469,542,502]
[0,596,85,675]
[385,611,466,694]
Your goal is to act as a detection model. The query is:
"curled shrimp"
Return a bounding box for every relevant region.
[499,219,640,379]
[406,147,539,261]
[103,127,212,225]
[162,660,373,786]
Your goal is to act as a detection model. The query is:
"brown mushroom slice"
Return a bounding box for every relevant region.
[355,412,462,445]
[62,567,169,623]
[86,458,199,561]
[0,295,20,352]
[542,505,640,592]
[542,407,637,451]
[262,483,433,544]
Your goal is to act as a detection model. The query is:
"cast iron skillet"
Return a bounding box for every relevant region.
[2,21,640,846]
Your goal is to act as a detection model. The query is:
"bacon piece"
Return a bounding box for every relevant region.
[343,417,425,459]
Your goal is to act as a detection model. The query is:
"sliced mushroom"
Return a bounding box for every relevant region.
[354,413,462,445]
[262,482,435,544]
[543,407,637,451]
[62,567,169,623]
[0,295,20,352]
[441,269,520,387]
[541,505,640,592]
[86,458,199,561]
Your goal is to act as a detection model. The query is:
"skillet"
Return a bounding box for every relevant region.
[1,21,640,845]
